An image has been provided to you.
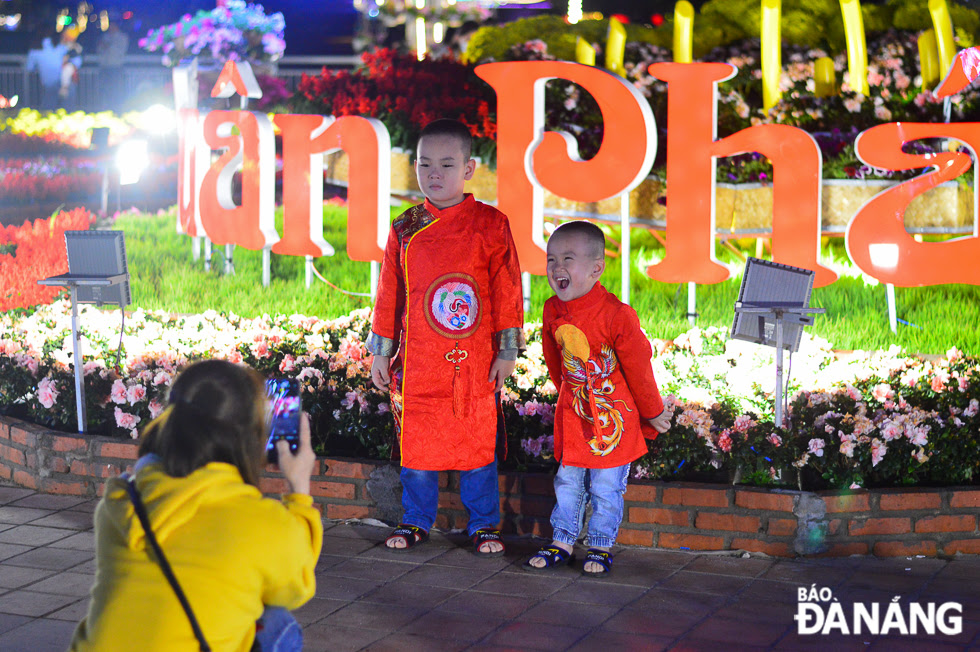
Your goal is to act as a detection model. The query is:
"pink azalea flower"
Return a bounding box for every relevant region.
[767,433,782,447]
[870,438,887,467]
[965,399,979,418]
[37,377,59,409]
[717,431,732,453]
[148,399,165,419]
[807,438,825,457]
[110,379,128,405]
[114,407,141,432]
[872,383,893,402]
[126,384,147,405]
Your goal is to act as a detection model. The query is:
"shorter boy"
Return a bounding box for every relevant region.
[527,221,670,576]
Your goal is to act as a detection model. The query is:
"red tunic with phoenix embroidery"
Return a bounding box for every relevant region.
[542,283,665,469]
[368,195,525,471]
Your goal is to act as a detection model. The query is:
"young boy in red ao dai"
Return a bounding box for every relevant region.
[526,221,670,576]
[368,119,525,556]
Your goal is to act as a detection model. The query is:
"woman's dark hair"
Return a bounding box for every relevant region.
[138,360,268,486]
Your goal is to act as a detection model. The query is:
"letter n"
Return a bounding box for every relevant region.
[272,114,391,261]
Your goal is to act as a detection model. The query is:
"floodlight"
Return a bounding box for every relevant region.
[731,257,815,353]
[37,231,131,433]
[731,257,824,428]
[117,139,149,185]
[64,231,131,307]
[143,104,176,135]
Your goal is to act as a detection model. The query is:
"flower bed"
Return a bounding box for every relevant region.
[2,294,978,491]
[3,414,980,558]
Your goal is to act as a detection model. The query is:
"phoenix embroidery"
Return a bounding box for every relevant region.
[560,339,632,456]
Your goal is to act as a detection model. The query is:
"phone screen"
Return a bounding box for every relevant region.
[265,378,301,464]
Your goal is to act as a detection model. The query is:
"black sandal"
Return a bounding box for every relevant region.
[385,524,429,552]
[471,528,505,557]
[523,545,574,572]
[581,548,613,578]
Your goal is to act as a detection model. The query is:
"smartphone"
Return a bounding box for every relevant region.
[265,378,301,464]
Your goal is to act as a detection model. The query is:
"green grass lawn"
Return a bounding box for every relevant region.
[114,207,980,355]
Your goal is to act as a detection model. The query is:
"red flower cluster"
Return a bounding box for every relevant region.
[296,49,496,154]
[0,208,95,311]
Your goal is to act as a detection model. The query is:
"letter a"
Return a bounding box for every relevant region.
[847,122,980,286]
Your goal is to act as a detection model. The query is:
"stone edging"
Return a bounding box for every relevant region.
[1,414,978,558]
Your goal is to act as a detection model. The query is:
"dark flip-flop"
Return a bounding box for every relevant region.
[472,528,506,557]
[523,545,575,572]
[581,548,613,578]
[384,524,429,552]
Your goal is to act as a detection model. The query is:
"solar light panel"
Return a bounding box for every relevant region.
[730,257,815,353]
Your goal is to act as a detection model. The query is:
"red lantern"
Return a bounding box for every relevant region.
[610,13,630,24]
[651,13,664,27]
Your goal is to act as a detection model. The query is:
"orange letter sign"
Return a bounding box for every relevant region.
[847,122,979,286]
[273,114,390,261]
[198,109,278,250]
[645,62,837,287]
[476,61,656,275]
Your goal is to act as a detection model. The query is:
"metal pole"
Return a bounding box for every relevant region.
[886,283,897,333]
[262,247,271,287]
[774,311,784,429]
[305,255,313,289]
[70,286,87,434]
[204,238,212,272]
[687,282,697,326]
[192,236,201,261]
[522,272,531,314]
[370,261,379,302]
[621,192,630,305]
[224,244,235,275]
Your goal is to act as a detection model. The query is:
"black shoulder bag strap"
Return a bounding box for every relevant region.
[122,474,211,652]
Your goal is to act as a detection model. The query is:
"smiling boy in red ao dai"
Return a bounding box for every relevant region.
[526,221,670,576]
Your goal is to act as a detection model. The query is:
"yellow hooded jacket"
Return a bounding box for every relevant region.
[70,461,323,651]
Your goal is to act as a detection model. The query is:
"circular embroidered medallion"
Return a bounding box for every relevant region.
[424,273,482,339]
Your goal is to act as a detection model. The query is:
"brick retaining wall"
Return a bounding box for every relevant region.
[2,414,978,557]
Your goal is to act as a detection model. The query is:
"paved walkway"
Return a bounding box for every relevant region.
[0,482,979,651]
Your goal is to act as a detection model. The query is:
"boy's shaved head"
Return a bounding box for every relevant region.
[419,119,473,159]
[550,221,605,260]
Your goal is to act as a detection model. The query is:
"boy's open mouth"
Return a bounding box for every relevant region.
[555,276,569,290]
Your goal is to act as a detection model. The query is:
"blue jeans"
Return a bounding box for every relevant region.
[550,463,630,549]
[253,606,301,651]
[401,460,500,536]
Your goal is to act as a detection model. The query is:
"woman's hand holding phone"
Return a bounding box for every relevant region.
[276,412,316,496]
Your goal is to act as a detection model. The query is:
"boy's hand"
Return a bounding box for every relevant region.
[648,411,671,434]
[371,354,391,391]
[488,355,517,393]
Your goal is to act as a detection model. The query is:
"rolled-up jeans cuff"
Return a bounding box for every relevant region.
[551,528,578,546]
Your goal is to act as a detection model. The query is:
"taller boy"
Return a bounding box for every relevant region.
[368,119,525,555]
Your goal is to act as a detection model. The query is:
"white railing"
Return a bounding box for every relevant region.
[0,53,359,112]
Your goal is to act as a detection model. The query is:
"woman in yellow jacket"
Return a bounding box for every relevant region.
[70,360,322,652]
